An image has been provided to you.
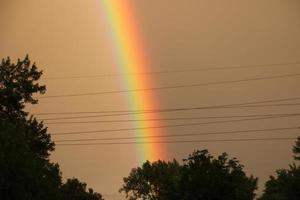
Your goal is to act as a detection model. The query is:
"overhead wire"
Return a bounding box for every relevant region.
[44,62,300,80]
[51,114,300,135]
[53,127,299,143]
[55,137,298,146]
[38,103,300,121]
[34,96,300,117]
[47,113,300,124]
[40,73,300,98]
[37,63,300,146]
[35,103,300,117]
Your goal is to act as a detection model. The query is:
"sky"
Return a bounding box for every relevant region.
[1,0,300,199]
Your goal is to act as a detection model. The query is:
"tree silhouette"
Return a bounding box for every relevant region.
[259,137,300,200]
[179,150,257,200]
[293,136,300,161]
[0,56,61,199]
[61,178,104,200]
[120,160,181,200]
[120,150,258,200]
[0,56,103,199]
[0,55,45,119]
[0,56,53,159]
[0,120,62,200]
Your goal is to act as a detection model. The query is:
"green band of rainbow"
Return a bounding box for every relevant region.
[98,0,165,162]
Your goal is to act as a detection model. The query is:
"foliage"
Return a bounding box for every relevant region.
[0,56,103,199]
[61,178,104,200]
[259,165,300,200]
[0,56,53,159]
[120,150,258,200]
[0,56,60,199]
[259,137,300,200]
[120,160,181,200]
[0,55,45,119]
[179,150,257,200]
[0,120,62,200]
[293,136,300,161]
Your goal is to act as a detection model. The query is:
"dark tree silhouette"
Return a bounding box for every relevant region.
[0,56,60,199]
[0,120,62,200]
[120,160,181,200]
[61,178,104,200]
[0,56,104,200]
[293,136,300,161]
[120,150,258,200]
[179,150,257,200]
[259,137,300,200]
[0,55,45,119]
[0,56,53,159]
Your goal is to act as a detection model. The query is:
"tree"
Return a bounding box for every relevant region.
[0,56,104,199]
[61,178,104,200]
[120,160,181,200]
[0,56,54,159]
[0,56,61,199]
[179,150,257,200]
[0,120,62,200]
[0,55,45,119]
[259,137,300,200]
[120,150,258,200]
[293,136,300,161]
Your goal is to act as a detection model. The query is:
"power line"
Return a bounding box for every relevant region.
[55,137,297,146]
[51,114,300,135]
[39,103,300,121]
[36,103,300,121]
[44,62,300,80]
[40,73,300,98]
[35,110,134,116]
[47,113,300,124]
[35,102,300,116]
[53,127,299,143]
[34,96,300,116]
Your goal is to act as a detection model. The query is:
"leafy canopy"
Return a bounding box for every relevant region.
[0,56,103,200]
[0,56,53,159]
[0,119,62,200]
[0,55,45,119]
[259,137,300,200]
[293,136,300,161]
[120,149,258,200]
[61,178,104,200]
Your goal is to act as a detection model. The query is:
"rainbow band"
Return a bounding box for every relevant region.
[99,0,164,161]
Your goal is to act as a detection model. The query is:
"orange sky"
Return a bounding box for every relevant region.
[1,0,300,199]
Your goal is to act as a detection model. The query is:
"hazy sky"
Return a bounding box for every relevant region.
[1,0,300,199]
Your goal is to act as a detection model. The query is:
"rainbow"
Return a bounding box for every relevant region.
[98,0,165,162]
